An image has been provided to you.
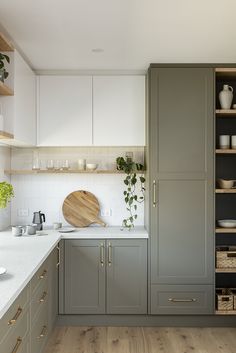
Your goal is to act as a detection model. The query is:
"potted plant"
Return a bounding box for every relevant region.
[116,155,145,229]
[0,181,14,208]
[0,53,10,83]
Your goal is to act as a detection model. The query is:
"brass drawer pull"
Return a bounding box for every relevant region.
[153,180,157,207]
[39,269,47,279]
[8,307,23,325]
[57,244,60,267]
[11,337,22,353]
[168,298,197,303]
[108,242,112,266]
[39,291,47,303]
[100,243,105,267]
[37,325,47,339]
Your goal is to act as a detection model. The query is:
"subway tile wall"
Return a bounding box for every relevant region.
[10,147,145,227]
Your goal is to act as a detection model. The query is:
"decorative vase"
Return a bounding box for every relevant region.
[219,84,233,109]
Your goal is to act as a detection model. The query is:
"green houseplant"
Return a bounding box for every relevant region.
[0,181,14,208]
[0,53,10,82]
[116,156,145,229]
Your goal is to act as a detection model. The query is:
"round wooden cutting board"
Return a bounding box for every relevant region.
[62,190,106,227]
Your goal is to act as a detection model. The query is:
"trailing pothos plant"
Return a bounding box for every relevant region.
[0,181,14,208]
[116,156,145,230]
[0,53,10,82]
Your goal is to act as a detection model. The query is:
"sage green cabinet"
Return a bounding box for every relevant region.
[148,67,214,314]
[63,239,147,314]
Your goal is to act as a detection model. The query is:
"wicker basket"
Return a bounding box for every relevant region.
[216,248,236,268]
[216,289,234,311]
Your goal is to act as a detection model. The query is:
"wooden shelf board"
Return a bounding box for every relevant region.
[215,189,236,193]
[216,149,236,154]
[4,169,145,175]
[215,268,236,273]
[0,81,13,96]
[215,310,236,315]
[215,68,236,78]
[0,33,14,51]
[0,131,14,139]
[216,228,236,233]
[216,109,236,117]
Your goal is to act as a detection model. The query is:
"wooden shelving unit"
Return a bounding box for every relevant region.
[215,68,236,78]
[215,189,236,193]
[215,268,236,273]
[0,81,13,96]
[4,169,145,175]
[215,228,236,233]
[215,310,236,315]
[216,109,236,117]
[216,149,236,154]
[0,32,14,52]
[0,131,14,139]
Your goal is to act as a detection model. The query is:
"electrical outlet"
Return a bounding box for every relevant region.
[17,209,29,217]
[101,208,112,217]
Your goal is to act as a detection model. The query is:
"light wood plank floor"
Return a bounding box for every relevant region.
[44,326,236,353]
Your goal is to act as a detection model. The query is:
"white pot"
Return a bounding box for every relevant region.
[219,84,233,109]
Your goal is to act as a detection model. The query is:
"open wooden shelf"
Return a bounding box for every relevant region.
[215,310,236,315]
[216,109,236,117]
[216,149,236,154]
[215,268,236,273]
[216,228,236,233]
[0,81,13,96]
[215,68,236,78]
[215,189,236,193]
[4,169,145,175]
[0,131,14,139]
[0,33,14,51]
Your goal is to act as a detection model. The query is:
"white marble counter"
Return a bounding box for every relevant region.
[0,226,148,319]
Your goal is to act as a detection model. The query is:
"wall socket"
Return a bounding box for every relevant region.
[101,208,112,217]
[17,209,29,217]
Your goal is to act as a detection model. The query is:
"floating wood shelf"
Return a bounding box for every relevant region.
[0,131,14,139]
[0,33,14,51]
[215,268,236,273]
[215,189,236,193]
[5,169,145,175]
[0,81,13,96]
[216,149,236,154]
[216,228,236,233]
[215,310,236,315]
[215,68,236,78]
[216,109,236,117]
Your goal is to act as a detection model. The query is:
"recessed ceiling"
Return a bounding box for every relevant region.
[0,0,236,71]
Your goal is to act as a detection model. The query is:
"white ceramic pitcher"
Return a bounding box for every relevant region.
[219,84,233,109]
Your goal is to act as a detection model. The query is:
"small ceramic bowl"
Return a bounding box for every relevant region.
[233,104,236,110]
[86,163,98,171]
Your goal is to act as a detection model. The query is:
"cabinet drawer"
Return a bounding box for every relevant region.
[31,277,49,323]
[151,284,214,315]
[31,302,49,353]
[0,308,30,353]
[31,259,49,295]
[0,284,30,344]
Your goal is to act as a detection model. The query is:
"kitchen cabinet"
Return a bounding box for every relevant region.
[63,239,147,314]
[93,76,145,146]
[148,66,214,314]
[37,76,93,146]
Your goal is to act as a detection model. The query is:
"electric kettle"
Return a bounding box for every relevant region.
[33,211,46,230]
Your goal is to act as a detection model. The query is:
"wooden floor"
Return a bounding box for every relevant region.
[44,326,236,353]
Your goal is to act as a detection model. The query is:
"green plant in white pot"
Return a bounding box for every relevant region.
[0,53,10,83]
[0,182,14,208]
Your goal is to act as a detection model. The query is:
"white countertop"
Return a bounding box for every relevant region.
[0,226,148,319]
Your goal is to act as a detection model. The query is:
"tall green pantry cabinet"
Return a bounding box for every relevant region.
[147,66,215,314]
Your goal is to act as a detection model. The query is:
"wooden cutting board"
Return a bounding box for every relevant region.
[62,190,106,227]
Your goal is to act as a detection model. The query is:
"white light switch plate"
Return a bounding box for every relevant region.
[101,208,112,217]
[17,209,29,217]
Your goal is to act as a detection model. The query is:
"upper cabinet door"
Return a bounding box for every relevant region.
[38,76,92,146]
[93,76,145,146]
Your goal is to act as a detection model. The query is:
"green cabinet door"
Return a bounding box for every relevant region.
[64,239,106,314]
[106,239,147,314]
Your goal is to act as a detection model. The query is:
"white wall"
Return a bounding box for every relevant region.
[10,147,145,227]
[0,146,11,230]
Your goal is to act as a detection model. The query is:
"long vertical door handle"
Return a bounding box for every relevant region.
[100,243,105,266]
[153,180,157,207]
[57,244,60,267]
[108,242,112,266]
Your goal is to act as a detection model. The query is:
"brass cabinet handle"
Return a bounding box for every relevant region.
[57,244,60,267]
[8,307,23,325]
[39,269,47,279]
[108,242,112,266]
[100,243,105,266]
[153,180,157,207]
[168,298,197,303]
[37,325,47,339]
[11,337,22,353]
[39,291,47,303]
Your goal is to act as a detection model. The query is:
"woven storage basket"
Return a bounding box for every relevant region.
[216,289,234,311]
[216,250,236,268]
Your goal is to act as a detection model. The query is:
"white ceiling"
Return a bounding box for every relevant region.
[0,0,236,71]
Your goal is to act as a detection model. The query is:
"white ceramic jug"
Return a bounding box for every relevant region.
[219,84,233,109]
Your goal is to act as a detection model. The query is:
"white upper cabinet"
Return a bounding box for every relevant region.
[93,76,145,146]
[14,51,36,145]
[37,76,92,146]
